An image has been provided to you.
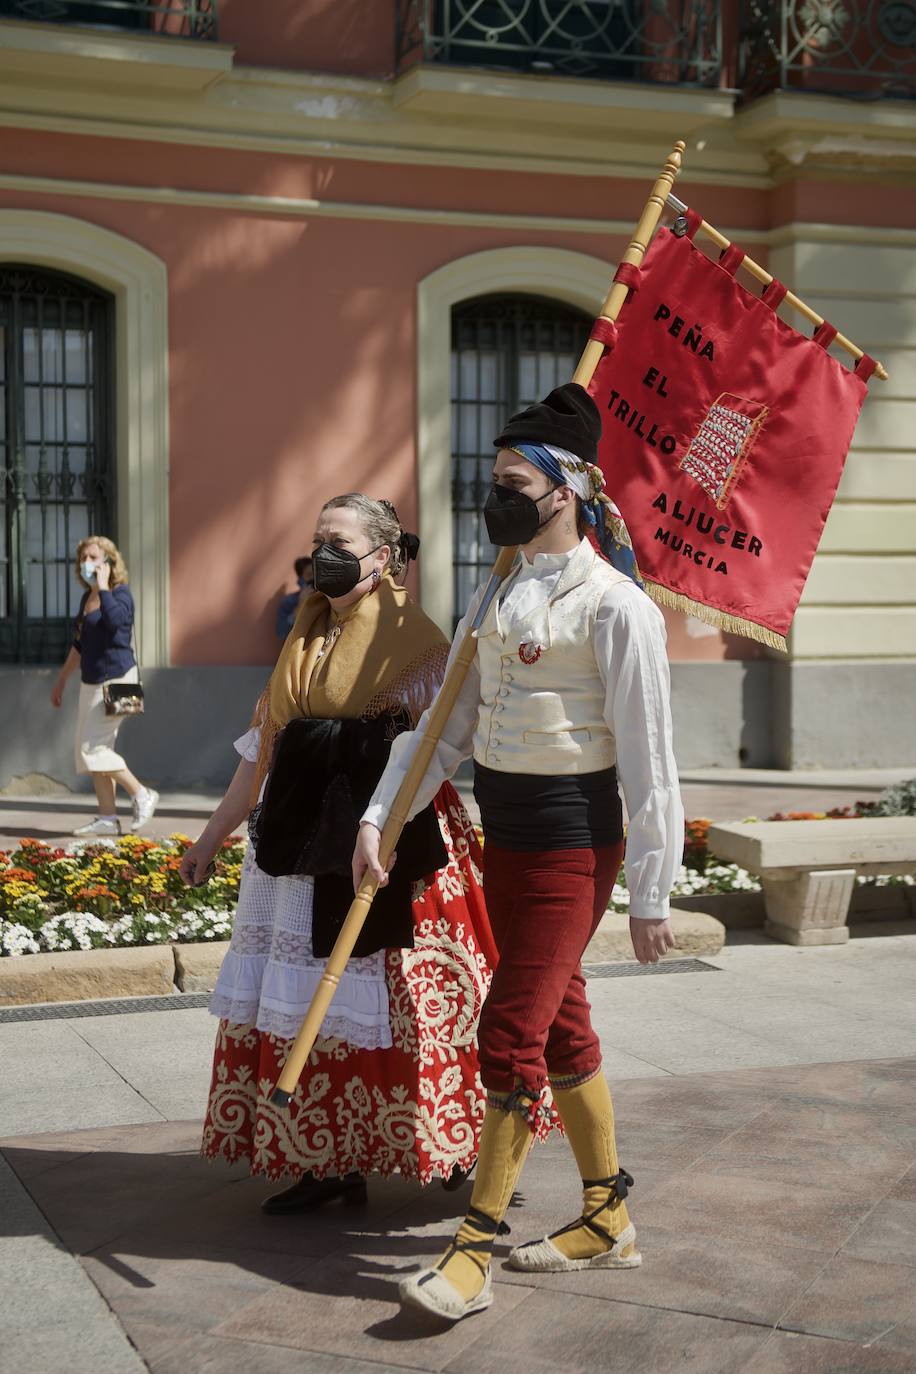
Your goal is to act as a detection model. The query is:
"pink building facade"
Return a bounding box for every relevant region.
[0,1,913,786]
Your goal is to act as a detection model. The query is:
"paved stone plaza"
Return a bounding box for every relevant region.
[1,773,914,1373]
[2,931,915,1374]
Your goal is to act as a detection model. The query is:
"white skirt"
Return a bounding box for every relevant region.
[74,666,139,774]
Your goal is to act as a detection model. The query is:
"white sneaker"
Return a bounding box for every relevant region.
[73,816,121,837]
[130,788,159,831]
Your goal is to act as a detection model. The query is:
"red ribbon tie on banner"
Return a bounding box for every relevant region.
[589,317,619,352]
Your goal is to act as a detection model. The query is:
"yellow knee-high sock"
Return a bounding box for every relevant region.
[432,1100,533,1301]
[551,1074,635,1262]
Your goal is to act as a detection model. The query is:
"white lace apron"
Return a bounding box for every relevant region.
[209,728,392,1049]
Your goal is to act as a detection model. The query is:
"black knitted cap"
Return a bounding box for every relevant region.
[493,382,601,465]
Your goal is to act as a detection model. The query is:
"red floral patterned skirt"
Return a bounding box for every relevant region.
[201,784,500,1185]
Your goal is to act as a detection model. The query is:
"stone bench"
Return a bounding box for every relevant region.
[707,817,916,946]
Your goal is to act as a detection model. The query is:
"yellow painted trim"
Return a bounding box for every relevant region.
[0,210,169,666]
[416,246,615,633]
[791,606,916,659]
[4,171,912,255]
[0,171,641,235]
[390,63,734,135]
[802,555,916,605]
[767,223,916,250]
[735,89,916,144]
[820,503,916,556]
[0,17,233,91]
[0,107,773,187]
[0,46,778,187]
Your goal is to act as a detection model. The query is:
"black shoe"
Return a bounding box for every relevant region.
[442,1164,472,1192]
[261,1171,367,1215]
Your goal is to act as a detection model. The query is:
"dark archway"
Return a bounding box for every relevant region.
[0,264,115,663]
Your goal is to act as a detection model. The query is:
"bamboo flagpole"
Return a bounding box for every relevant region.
[269,140,687,1107]
[664,192,888,381]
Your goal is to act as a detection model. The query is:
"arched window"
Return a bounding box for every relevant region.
[0,264,114,663]
[450,293,590,622]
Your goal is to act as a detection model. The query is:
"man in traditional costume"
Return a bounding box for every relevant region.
[354,384,684,1321]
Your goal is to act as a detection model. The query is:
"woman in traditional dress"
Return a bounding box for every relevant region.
[180,494,496,1210]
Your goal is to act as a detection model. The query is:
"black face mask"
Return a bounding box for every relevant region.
[483,484,557,547]
[312,543,383,598]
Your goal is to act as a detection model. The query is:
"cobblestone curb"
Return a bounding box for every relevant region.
[0,945,176,1007]
[173,941,228,993]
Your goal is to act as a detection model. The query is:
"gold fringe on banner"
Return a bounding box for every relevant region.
[643,580,788,654]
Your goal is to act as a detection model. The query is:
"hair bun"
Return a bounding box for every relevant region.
[399,531,421,563]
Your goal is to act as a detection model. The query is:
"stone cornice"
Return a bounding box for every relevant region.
[0,23,765,185]
[0,22,913,186]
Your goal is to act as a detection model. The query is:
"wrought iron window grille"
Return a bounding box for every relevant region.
[397,0,723,87]
[0,265,115,665]
[0,0,217,40]
[450,294,590,627]
[739,0,916,100]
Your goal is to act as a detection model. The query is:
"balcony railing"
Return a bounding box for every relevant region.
[0,0,217,40]
[739,0,916,99]
[396,0,723,87]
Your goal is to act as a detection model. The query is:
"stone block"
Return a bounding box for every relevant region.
[172,940,229,992]
[0,946,175,1006]
[708,817,916,877]
[762,868,856,947]
[763,920,850,947]
[672,881,914,932]
[585,908,726,963]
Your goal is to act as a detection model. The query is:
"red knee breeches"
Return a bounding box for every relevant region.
[477,842,625,1099]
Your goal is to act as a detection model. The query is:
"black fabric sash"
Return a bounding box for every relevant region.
[473,762,623,851]
[252,714,447,957]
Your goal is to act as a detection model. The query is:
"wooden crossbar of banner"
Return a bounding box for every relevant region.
[665,192,888,382]
[269,141,688,1107]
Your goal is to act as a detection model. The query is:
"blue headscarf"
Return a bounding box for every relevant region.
[508,442,642,586]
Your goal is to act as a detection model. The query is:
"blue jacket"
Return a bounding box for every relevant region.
[74,586,137,685]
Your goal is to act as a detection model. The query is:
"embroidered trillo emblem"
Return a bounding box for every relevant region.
[679,392,768,509]
[518,641,542,665]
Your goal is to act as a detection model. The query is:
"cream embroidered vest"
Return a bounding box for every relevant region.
[472,541,633,776]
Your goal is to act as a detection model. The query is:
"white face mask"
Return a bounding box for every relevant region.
[80,560,97,582]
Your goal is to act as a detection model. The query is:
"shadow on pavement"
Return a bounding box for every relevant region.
[2,1058,916,1371]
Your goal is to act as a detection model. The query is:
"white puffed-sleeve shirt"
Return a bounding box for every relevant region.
[363,543,683,920]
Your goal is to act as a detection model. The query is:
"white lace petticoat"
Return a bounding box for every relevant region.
[209,729,392,1050]
[210,845,392,1048]
[210,725,390,1044]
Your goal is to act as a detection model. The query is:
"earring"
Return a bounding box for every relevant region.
[371,567,381,589]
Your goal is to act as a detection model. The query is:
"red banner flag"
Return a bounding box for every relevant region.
[587,213,876,651]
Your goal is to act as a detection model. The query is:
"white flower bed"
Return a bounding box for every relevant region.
[609,861,762,913]
[1,905,234,957]
[2,861,910,957]
[608,863,911,914]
